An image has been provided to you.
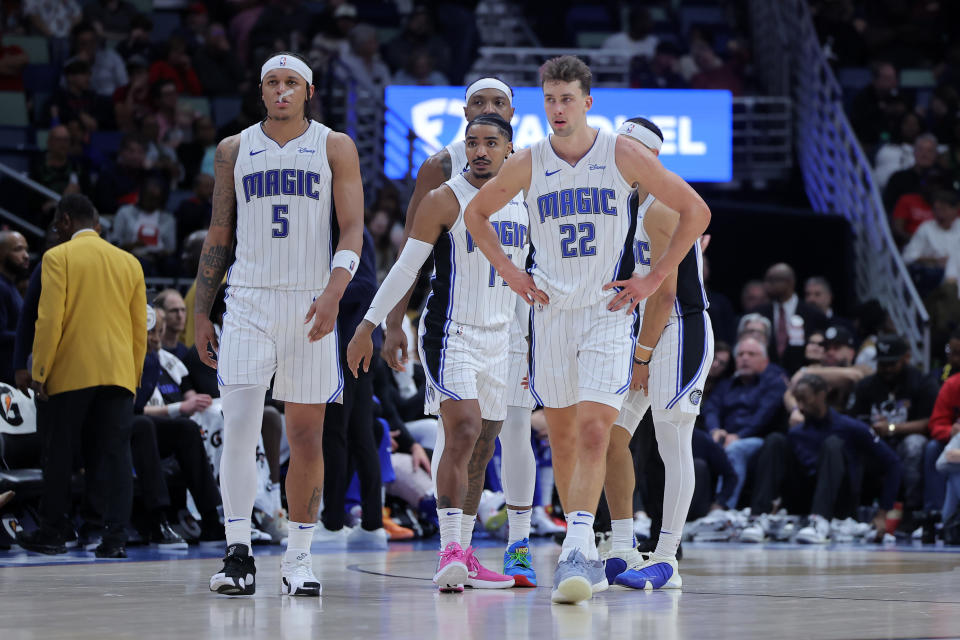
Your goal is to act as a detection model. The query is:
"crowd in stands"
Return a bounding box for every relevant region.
[1,1,959,554]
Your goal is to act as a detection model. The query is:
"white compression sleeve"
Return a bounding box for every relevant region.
[651,407,696,559]
[500,406,536,506]
[363,238,434,327]
[219,384,268,542]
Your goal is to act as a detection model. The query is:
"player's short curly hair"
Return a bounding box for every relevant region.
[539,55,592,95]
[466,113,513,142]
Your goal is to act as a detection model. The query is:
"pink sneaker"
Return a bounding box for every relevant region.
[434,542,467,592]
[464,547,515,589]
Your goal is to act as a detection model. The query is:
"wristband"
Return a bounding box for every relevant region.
[633,356,650,366]
[636,343,655,352]
[167,402,182,417]
[332,250,360,279]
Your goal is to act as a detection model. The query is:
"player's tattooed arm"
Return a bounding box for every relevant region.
[195,135,239,319]
[462,420,504,514]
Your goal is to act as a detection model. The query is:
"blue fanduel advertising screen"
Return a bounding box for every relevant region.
[384,86,732,182]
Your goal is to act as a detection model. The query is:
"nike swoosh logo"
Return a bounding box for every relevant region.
[574,512,591,517]
[249,149,266,156]
[227,518,244,523]
[572,521,588,525]
[545,169,561,176]
[445,511,459,516]
[298,525,315,530]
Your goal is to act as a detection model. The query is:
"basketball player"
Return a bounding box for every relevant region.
[601,117,713,591]
[348,114,521,592]
[463,56,711,604]
[380,77,540,587]
[195,52,364,597]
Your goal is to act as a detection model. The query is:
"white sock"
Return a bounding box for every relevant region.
[439,508,462,550]
[461,513,476,548]
[651,409,696,560]
[225,517,251,549]
[507,508,532,544]
[219,384,267,546]
[611,518,635,551]
[284,521,314,563]
[560,510,596,561]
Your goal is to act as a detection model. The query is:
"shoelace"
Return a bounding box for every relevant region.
[507,548,532,569]
[437,544,462,563]
[463,547,481,571]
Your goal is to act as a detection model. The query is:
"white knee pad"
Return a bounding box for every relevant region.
[219,384,268,519]
[500,406,536,507]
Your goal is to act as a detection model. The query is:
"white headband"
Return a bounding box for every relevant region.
[617,120,663,152]
[465,78,513,105]
[260,54,313,85]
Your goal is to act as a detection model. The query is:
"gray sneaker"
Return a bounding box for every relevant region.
[587,555,609,593]
[551,549,594,604]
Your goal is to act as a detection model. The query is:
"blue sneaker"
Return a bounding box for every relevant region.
[614,556,682,590]
[551,549,594,604]
[503,539,537,587]
[602,547,643,584]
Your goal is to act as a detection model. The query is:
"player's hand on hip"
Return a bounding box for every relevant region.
[630,362,649,394]
[381,324,408,372]
[346,322,375,378]
[604,272,664,314]
[195,316,219,369]
[305,292,337,342]
[505,268,549,306]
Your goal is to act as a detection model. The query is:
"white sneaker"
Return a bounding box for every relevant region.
[530,505,564,535]
[281,551,322,596]
[346,526,388,550]
[796,515,830,544]
[633,511,651,540]
[250,526,273,545]
[739,522,766,543]
[312,524,350,548]
[477,490,507,531]
[601,547,644,584]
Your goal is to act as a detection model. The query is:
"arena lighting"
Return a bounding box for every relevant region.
[385,86,732,182]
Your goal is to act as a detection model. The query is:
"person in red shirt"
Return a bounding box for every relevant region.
[147,34,203,96]
[0,38,28,91]
[891,191,934,246]
[926,330,960,520]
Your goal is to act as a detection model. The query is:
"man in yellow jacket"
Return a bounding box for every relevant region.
[17,194,147,558]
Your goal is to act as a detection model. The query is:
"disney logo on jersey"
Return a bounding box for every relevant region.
[536,187,618,223]
[588,164,606,170]
[298,147,316,154]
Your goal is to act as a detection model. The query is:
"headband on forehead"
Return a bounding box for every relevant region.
[465,78,513,105]
[616,120,663,152]
[260,54,313,85]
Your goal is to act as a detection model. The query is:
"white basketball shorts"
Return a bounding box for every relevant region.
[505,322,536,410]
[418,317,509,422]
[528,296,635,411]
[217,286,342,404]
[616,311,714,434]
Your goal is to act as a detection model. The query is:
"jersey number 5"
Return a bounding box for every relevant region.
[559,222,596,258]
[272,205,289,238]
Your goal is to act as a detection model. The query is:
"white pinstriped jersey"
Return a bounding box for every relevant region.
[443,139,469,177]
[422,173,528,331]
[230,120,333,290]
[630,192,657,319]
[525,129,636,309]
[630,192,708,320]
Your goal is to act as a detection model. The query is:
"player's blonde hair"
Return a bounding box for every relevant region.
[539,55,592,95]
